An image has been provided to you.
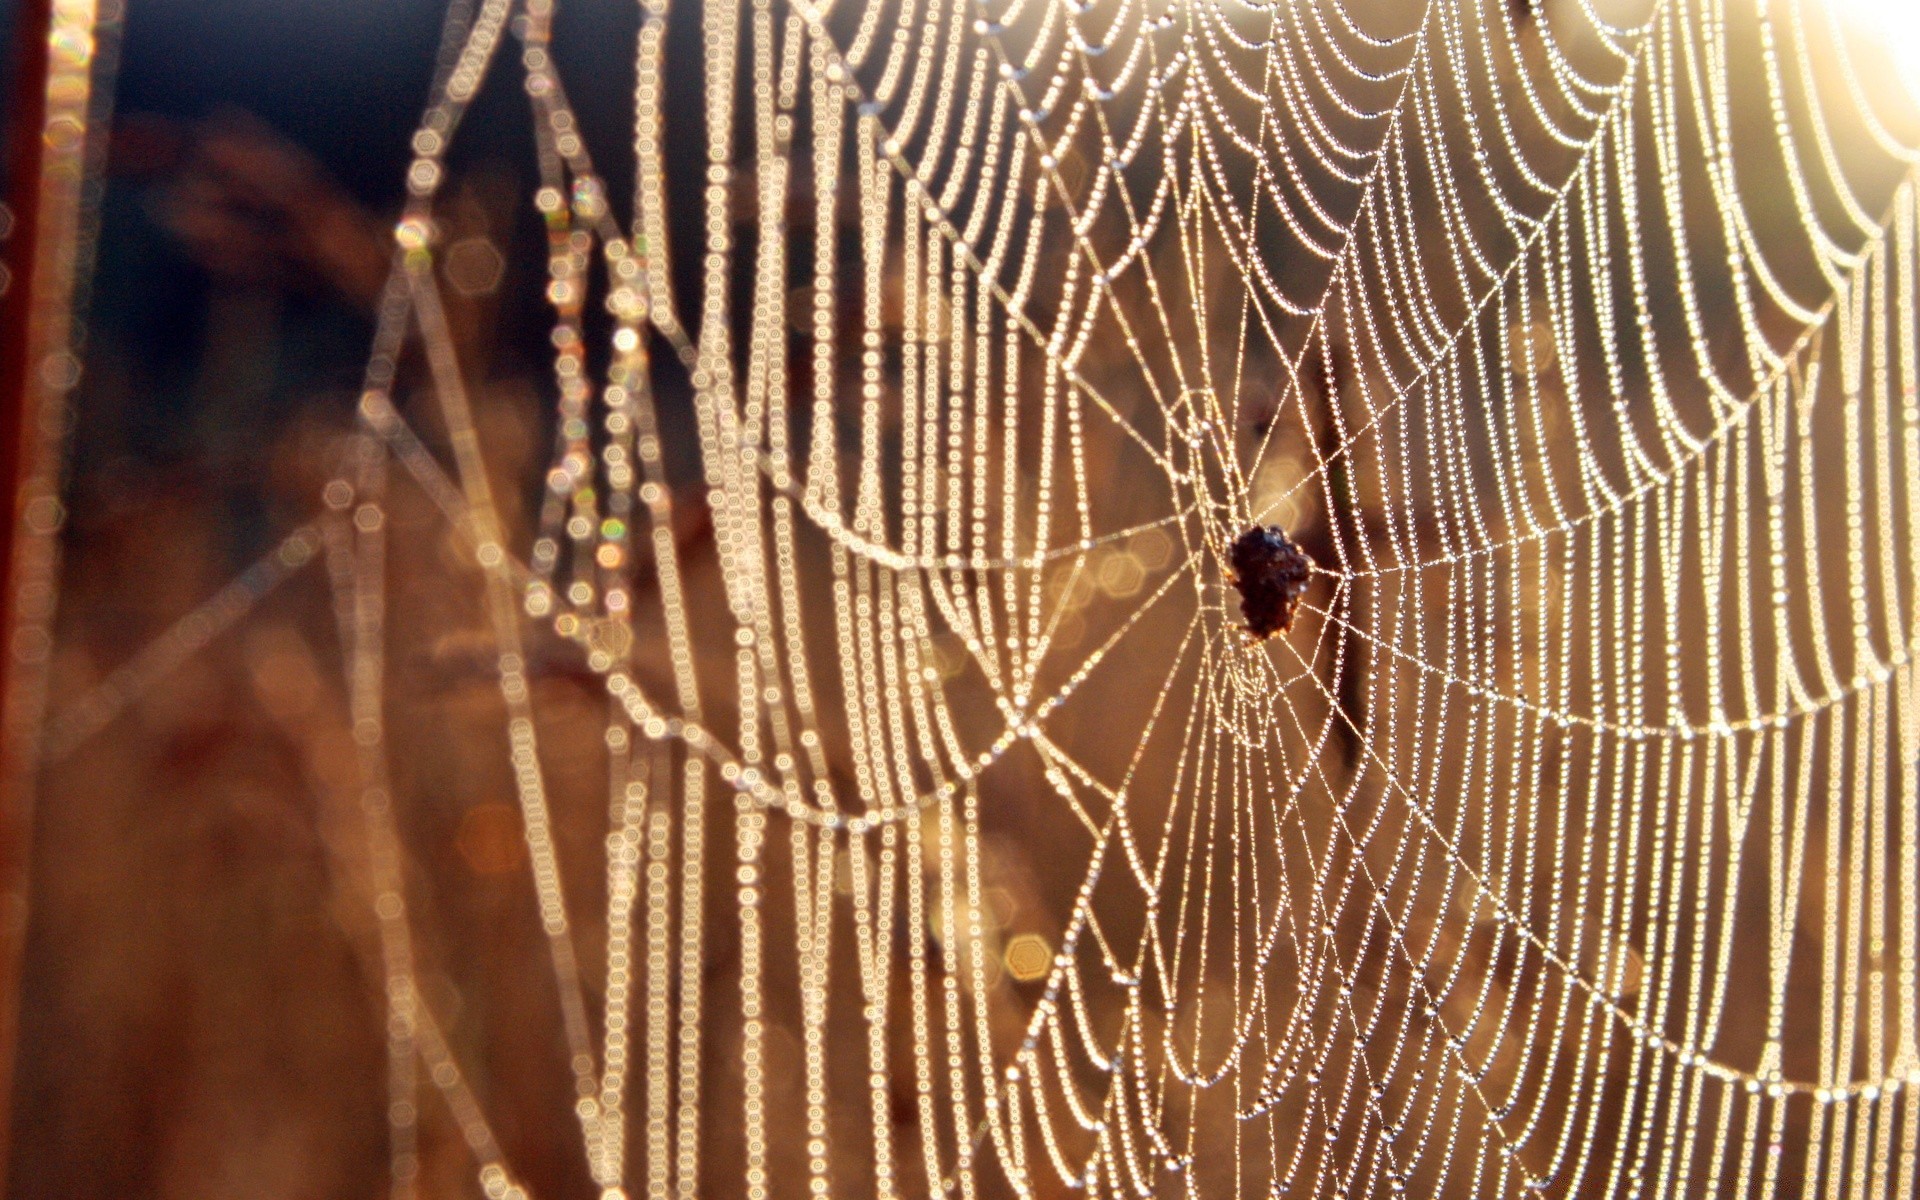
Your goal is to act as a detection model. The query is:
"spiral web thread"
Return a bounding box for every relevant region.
[45,0,1920,1195]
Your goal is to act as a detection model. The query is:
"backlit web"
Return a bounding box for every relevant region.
[48,0,1920,1196]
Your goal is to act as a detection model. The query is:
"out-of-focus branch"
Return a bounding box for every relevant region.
[0,0,108,1189]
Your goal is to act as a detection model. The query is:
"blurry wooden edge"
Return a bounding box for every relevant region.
[0,0,116,1187]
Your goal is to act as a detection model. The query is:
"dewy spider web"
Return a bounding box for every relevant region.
[40,0,1920,1195]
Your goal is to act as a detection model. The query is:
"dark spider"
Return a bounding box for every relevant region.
[1228,525,1312,640]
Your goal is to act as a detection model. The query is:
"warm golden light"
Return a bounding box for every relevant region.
[1838,0,1920,107]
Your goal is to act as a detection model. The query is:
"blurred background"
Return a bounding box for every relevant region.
[4,2,703,1195]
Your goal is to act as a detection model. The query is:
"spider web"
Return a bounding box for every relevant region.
[41,0,1920,1196]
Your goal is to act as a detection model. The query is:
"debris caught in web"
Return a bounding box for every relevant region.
[1228,525,1312,640]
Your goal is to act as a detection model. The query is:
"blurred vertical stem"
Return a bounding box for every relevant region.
[0,0,111,1186]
